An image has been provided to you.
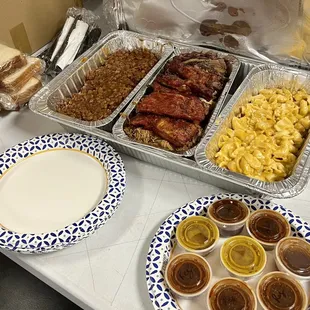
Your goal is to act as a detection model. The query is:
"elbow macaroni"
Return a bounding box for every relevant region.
[214,88,310,182]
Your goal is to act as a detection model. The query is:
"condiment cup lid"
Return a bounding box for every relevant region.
[165,252,212,297]
[207,277,257,310]
[275,236,310,280]
[220,236,267,278]
[246,209,290,246]
[208,199,250,227]
[176,216,219,253]
[256,271,308,310]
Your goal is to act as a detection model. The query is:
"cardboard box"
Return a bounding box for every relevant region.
[0,0,83,54]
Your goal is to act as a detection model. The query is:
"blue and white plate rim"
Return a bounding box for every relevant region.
[145,193,310,310]
[0,133,126,253]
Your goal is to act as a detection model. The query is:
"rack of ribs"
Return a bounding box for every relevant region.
[124,51,229,152]
[129,114,202,148]
[136,92,206,123]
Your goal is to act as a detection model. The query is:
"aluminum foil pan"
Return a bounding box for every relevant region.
[112,45,240,157]
[195,64,310,198]
[52,54,268,197]
[29,30,173,128]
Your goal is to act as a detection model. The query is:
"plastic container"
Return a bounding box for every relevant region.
[165,253,212,298]
[246,209,291,250]
[257,271,308,310]
[275,236,310,281]
[207,277,257,310]
[220,235,267,280]
[176,216,219,256]
[208,198,249,237]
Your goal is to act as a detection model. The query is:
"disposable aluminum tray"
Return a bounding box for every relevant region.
[195,64,310,198]
[29,30,173,128]
[112,45,240,157]
[32,36,310,198]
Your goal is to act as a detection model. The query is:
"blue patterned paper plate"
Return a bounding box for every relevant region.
[0,133,126,254]
[146,193,310,310]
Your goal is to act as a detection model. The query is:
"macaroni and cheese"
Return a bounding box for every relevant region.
[214,88,310,182]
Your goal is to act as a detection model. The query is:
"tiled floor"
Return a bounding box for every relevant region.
[0,253,81,310]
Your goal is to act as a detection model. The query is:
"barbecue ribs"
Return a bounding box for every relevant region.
[151,81,179,94]
[129,114,202,148]
[136,92,206,123]
[155,74,192,95]
[124,51,229,152]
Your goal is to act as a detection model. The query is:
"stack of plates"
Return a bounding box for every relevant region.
[0,133,126,254]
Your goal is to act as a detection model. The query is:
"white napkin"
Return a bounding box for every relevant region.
[51,16,75,62]
[56,20,89,70]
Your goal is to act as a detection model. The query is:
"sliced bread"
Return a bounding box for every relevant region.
[0,44,26,79]
[11,77,42,106]
[0,57,43,93]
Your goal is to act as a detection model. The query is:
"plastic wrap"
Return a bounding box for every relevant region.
[0,43,45,111]
[302,0,310,64]
[195,64,310,198]
[42,7,102,76]
[67,7,100,27]
[0,76,42,111]
[102,0,126,34]
[0,57,45,93]
[0,43,27,80]
[105,0,305,67]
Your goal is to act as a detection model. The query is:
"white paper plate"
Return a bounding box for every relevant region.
[146,193,310,310]
[0,133,126,254]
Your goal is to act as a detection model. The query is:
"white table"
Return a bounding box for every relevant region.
[1,109,310,310]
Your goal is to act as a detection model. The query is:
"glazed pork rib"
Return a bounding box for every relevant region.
[167,64,224,99]
[151,81,179,94]
[129,114,202,148]
[124,51,230,152]
[136,92,206,123]
[155,74,192,95]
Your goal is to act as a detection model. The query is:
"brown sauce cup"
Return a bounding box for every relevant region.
[275,237,310,281]
[165,253,212,298]
[257,271,308,310]
[246,209,290,250]
[208,277,257,310]
[208,199,250,237]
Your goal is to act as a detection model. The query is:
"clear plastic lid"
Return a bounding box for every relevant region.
[208,278,256,310]
[278,237,310,277]
[247,210,290,244]
[221,236,266,276]
[176,216,219,250]
[208,199,249,224]
[166,253,211,295]
[257,272,307,310]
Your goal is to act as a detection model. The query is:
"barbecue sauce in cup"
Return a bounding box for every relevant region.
[276,237,310,279]
[165,253,211,297]
[208,199,249,237]
[247,209,290,250]
[257,272,308,310]
[208,278,257,310]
